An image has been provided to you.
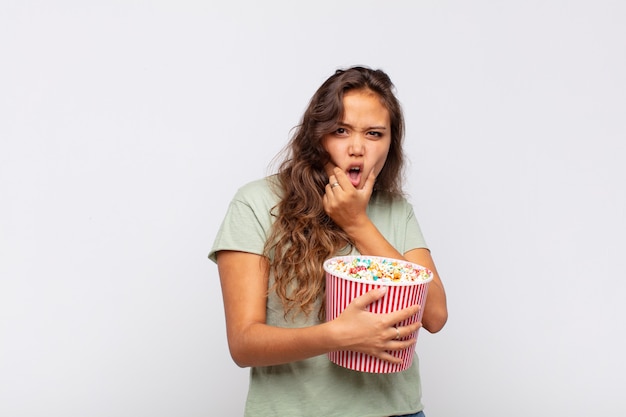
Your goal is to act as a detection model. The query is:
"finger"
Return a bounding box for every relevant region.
[322,190,331,213]
[349,286,387,310]
[328,174,341,192]
[332,167,353,190]
[387,305,422,326]
[363,168,377,194]
[392,326,401,341]
[387,306,422,328]
[390,325,418,342]
[376,351,403,365]
[392,323,422,341]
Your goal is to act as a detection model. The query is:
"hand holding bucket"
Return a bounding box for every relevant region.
[324,255,433,373]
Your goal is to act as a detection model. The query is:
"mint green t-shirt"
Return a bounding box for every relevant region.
[209,176,429,417]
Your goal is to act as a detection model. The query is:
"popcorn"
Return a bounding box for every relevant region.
[324,256,431,283]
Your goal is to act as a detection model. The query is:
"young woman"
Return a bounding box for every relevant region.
[209,66,447,417]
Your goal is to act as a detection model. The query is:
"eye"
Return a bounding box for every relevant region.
[335,127,348,136]
[367,131,383,139]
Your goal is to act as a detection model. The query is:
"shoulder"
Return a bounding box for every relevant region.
[232,175,282,207]
[368,191,413,212]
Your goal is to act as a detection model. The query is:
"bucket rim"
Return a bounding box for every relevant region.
[323,255,433,287]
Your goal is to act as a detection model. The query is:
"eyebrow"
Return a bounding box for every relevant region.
[338,122,388,131]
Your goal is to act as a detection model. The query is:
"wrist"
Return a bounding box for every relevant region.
[343,216,375,243]
[321,319,344,352]
[342,216,370,237]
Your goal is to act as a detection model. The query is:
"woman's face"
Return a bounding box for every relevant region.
[322,89,391,189]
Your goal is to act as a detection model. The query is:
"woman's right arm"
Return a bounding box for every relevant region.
[216,250,420,368]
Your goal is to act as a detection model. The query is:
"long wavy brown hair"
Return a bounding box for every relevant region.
[264,66,406,319]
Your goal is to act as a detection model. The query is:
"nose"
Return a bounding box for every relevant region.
[349,134,365,156]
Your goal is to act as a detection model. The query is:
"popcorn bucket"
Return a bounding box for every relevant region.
[324,255,433,373]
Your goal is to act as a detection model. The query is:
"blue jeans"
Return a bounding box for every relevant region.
[393,412,425,417]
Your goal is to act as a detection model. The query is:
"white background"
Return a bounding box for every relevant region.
[1,1,625,416]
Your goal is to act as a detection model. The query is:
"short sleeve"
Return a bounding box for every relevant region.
[208,179,276,263]
[366,192,428,254]
[403,205,428,253]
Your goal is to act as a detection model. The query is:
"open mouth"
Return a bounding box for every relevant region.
[347,166,362,187]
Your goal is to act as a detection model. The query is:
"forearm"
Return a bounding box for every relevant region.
[344,218,405,259]
[227,321,339,368]
[227,286,420,368]
[404,248,448,333]
[345,221,449,333]
[420,277,447,333]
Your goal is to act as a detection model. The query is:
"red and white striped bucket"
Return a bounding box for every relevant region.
[324,256,432,373]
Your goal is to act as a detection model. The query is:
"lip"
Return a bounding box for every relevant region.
[346,164,364,188]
